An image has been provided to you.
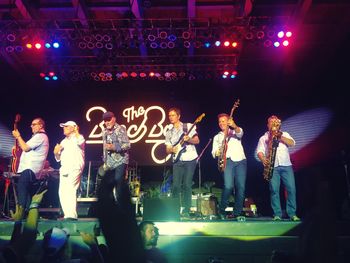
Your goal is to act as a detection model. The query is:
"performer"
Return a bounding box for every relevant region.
[165,108,199,217]
[12,117,49,212]
[54,121,85,220]
[212,113,247,220]
[100,111,130,199]
[256,115,300,221]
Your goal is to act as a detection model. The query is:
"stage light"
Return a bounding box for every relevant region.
[150,42,158,49]
[94,34,103,41]
[223,71,229,76]
[267,30,275,38]
[245,32,254,40]
[121,72,128,78]
[105,43,113,50]
[149,72,155,77]
[204,42,211,48]
[264,40,272,47]
[155,73,161,77]
[256,31,265,39]
[232,71,238,76]
[35,43,42,49]
[159,31,167,39]
[39,73,45,78]
[183,41,191,48]
[182,31,191,40]
[160,42,167,49]
[282,40,289,47]
[224,41,230,47]
[168,34,176,42]
[222,74,227,79]
[130,72,137,78]
[7,34,16,42]
[140,72,146,78]
[103,35,111,42]
[194,41,202,48]
[96,42,103,48]
[164,72,171,77]
[230,74,236,79]
[52,76,58,80]
[15,46,23,52]
[53,42,60,48]
[277,31,284,38]
[273,41,280,47]
[26,43,33,49]
[45,43,51,48]
[78,42,87,49]
[5,46,14,52]
[167,41,175,49]
[87,42,95,49]
[44,76,50,81]
[83,36,92,42]
[232,42,238,47]
[148,34,156,41]
[215,41,221,47]
[286,31,292,38]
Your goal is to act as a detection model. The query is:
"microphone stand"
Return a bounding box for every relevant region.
[195,138,212,219]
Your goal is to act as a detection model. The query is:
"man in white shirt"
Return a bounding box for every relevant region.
[12,117,49,212]
[256,115,300,221]
[54,121,85,220]
[165,108,200,217]
[212,113,247,220]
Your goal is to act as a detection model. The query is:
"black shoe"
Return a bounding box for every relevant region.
[64,217,78,221]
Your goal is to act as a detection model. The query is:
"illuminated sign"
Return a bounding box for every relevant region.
[86,105,171,164]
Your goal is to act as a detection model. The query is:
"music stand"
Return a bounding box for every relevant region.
[195,138,212,218]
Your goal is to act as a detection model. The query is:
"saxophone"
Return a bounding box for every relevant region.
[263,119,281,181]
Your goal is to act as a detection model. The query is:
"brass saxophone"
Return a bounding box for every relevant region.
[263,119,281,181]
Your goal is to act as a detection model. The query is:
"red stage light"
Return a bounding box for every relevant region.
[39,73,45,78]
[130,72,137,78]
[140,72,146,78]
[121,72,128,77]
[48,72,55,77]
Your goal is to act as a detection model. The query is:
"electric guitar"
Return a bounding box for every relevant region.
[11,114,22,173]
[172,113,205,163]
[217,99,240,172]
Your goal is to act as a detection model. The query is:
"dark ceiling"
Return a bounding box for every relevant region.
[0,0,349,84]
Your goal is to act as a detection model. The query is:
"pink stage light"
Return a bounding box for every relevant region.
[282,40,289,46]
[286,31,292,38]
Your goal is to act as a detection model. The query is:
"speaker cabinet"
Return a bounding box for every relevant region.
[143,197,180,221]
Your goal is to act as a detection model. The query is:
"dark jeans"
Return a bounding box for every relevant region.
[17,169,39,210]
[103,163,127,203]
[220,159,247,216]
[172,160,197,213]
[269,165,297,218]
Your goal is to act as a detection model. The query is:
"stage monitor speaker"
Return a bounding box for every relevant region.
[77,198,98,217]
[143,197,180,221]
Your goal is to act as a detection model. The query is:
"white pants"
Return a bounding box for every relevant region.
[59,170,81,219]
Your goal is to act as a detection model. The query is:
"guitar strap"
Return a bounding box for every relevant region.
[183,123,188,134]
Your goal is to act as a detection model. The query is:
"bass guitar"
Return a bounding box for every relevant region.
[12,114,22,173]
[217,99,240,172]
[172,113,205,163]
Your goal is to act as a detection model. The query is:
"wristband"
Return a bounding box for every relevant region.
[29,202,40,210]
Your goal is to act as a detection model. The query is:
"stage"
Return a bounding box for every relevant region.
[1,216,350,263]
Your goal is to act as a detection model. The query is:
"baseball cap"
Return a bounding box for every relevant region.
[102,111,115,120]
[59,121,77,127]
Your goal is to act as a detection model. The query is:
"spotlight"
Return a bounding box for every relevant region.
[224,41,230,47]
[7,34,16,42]
[159,31,168,39]
[105,43,113,50]
[148,34,156,41]
[44,76,50,81]
[35,43,42,49]
[264,40,272,47]
[39,73,45,78]
[150,42,158,49]
[167,41,175,49]
[194,41,202,48]
[183,41,191,48]
[130,72,138,78]
[273,41,280,47]
[83,36,92,42]
[204,42,211,48]
[164,72,171,77]
[5,46,14,52]
[182,31,191,40]
[256,31,265,39]
[45,43,51,48]
[94,34,103,42]
[160,42,167,49]
[87,42,95,49]
[96,42,103,48]
[286,31,292,38]
[149,72,155,77]
[277,31,284,38]
[215,41,221,47]
[245,32,254,40]
[52,42,60,48]
[52,76,58,80]
[168,34,177,42]
[282,40,289,46]
[26,43,33,49]
[140,72,147,78]
[103,35,111,42]
[232,42,238,47]
[48,72,55,77]
[78,42,87,49]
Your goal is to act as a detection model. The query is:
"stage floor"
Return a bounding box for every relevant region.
[1,216,350,262]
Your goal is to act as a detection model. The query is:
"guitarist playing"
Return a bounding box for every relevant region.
[165,108,200,218]
[211,111,247,221]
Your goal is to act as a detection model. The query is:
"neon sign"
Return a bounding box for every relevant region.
[86,105,171,164]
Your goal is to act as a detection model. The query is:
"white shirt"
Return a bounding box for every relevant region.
[56,134,85,175]
[212,128,246,162]
[256,131,295,167]
[18,132,49,178]
[165,122,198,161]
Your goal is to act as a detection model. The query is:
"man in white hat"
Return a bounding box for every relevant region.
[54,121,85,220]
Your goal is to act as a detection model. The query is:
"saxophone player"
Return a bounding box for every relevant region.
[212,113,247,220]
[256,115,300,221]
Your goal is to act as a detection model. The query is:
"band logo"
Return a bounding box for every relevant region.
[85,105,171,164]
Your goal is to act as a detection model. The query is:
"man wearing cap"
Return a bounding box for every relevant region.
[100,111,130,197]
[12,117,49,212]
[54,121,85,220]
